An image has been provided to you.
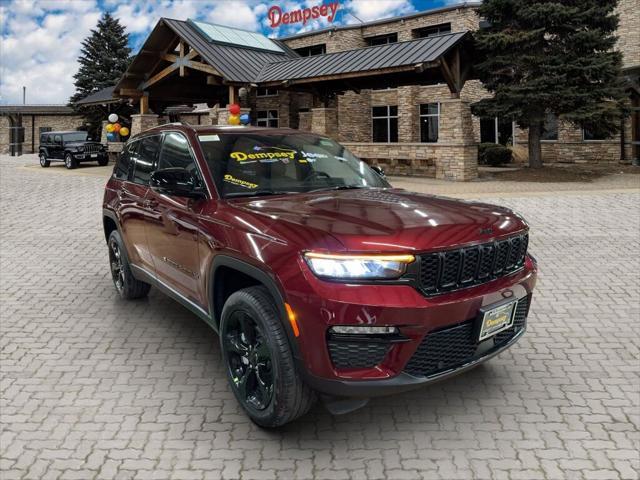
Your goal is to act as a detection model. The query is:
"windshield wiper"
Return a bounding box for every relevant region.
[308,185,368,193]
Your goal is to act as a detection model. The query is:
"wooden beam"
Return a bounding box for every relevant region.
[140,62,179,90]
[439,57,459,98]
[119,88,143,98]
[139,95,149,114]
[179,41,185,77]
[185,60,222,77]
[228,85,237,105]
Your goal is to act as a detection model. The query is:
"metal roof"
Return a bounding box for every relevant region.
[75,86,117,106]
[257,31,468,83]
[0,105,75,115]
[163,19,294,83]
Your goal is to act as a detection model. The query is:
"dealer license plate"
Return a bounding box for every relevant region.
[91,153,98,158]
[478,300,517,341]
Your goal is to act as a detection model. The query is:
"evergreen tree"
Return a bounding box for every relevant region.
[471,0,627,168]
[70,12,132,138]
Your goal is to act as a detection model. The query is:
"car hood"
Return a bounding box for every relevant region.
[229,188,528,252]
[65,141,101,147]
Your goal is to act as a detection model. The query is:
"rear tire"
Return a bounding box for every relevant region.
[39,152,50,167]
[107,230,150,300]
[64,153,77,169]
[220,286,315,427]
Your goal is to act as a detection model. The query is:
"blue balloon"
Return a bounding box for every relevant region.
[240,113,250,125]
[106,132,117,142]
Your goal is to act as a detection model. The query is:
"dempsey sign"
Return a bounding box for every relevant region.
[267,2,340,28]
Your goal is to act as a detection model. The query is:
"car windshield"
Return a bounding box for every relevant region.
[63,132,88,142]
[197,132,390,198]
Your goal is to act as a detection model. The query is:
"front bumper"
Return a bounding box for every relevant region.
[285,256,537,395]
[303,325,526,397]
[74,152,107,160]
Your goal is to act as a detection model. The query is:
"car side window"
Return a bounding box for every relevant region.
[133,135,161,185]
[157,132,202,185]
[54,135,62,144]
[115,141,137,180]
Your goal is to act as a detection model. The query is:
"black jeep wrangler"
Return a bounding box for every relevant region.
[39,131,108,169]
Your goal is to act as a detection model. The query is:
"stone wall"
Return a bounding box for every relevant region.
[616,0,640,69]
[0,114,84,154]
[130,114,159,136]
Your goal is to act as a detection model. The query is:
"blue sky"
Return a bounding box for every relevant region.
[0,0,463,105]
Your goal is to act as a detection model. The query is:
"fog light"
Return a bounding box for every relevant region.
[330,325,398,335]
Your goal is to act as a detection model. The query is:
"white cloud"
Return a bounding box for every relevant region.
[0,0,101,104]
[344,0,415,23]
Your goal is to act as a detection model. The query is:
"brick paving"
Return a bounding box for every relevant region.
[1,155,639,480]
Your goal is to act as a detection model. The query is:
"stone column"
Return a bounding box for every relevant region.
[298,112,312,132]
[130,114,159,136]
[337,90,371,143]
[436,99,478,181]
[100,120,108,144]
[397,86,419,143]
[310,108,338,138]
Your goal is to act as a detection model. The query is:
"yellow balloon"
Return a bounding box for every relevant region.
[106,123,115,133]
[119,127,129,137]
[228,114,240,125]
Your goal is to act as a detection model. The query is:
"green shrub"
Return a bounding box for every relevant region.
[478,143,512,166]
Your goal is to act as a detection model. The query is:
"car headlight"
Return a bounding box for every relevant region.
[304,252,415,280]
[77,146,84,152]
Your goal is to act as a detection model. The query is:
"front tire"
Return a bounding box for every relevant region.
[39,152,50,167]
[220,286,315,427]
[107,230,150,300]
[98,157,109,166]
[64,153,77,169]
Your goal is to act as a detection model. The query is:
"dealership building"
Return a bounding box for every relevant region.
[2,1,638,180]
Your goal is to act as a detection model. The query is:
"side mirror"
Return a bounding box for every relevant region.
[150,168,205,199]
[371,165,385,177]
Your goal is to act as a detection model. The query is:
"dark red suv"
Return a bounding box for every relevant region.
[103,124,537,427]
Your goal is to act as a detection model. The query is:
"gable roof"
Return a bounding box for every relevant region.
[258,31,468,83]
[75,86,117,106]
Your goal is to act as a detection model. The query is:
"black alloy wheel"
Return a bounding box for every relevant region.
[108,236,125,294]
[65,153,76,169]
[223,310,274,411]
[39,152,50,167]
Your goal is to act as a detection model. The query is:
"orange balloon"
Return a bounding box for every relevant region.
[112,123,121,132]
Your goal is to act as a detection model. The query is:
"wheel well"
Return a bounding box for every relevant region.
[212,266,262,324]
[103,216,118,243]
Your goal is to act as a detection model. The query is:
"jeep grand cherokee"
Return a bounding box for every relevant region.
[102,124,537,427]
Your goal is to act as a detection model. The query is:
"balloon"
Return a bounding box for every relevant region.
[106,132,117,142]
[119,127,129,137]
[240,113,250,125]
[108,113,118,123]
[112,123,121,132]
[228,103,241,115]
[228,114,241,125]
[106,123,115,133]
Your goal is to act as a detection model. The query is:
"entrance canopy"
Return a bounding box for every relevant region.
[114,17,473,112]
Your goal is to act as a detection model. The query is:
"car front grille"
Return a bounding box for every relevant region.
[327,340,390,369]
[85,143,101,154]
[418,233,528,296]
[404,295,529,378]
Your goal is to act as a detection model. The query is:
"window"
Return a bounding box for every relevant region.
[372,106,398,143]
[413,23,451,38]
[115,141,137,180]
[541,113,559,141]
[257,110,278,128]
[365,33,397,46]
[158,132,203,186]
[480,117,514,145]
[257,87,278,97]
[133,135,162,185]
[39,127,52,143]
[420,103,439,143]
[583,125,611,141]
[294,44,326,57]
[53,134,62,144]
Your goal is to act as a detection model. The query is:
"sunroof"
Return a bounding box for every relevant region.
[190,20,284,53]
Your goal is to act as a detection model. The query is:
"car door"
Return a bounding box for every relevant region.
[52,134,63,159]
[144,131,206,305]
[118,135,161,274]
